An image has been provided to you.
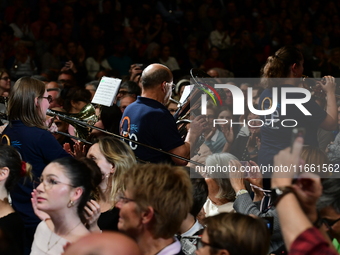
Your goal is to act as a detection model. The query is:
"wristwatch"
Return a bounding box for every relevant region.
[270,186,295,206]
[236,189,248,198]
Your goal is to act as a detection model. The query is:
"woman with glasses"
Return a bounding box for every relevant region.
[31,157,101,254]
[84,136,136,231]
[196,213,270,255]
[0,144,33,255]
[1,76,70,254]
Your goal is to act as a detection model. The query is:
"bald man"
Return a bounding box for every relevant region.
[63,232,141,255]
[120,64,205,165]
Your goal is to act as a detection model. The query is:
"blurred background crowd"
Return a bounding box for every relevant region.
[1,0,340,85]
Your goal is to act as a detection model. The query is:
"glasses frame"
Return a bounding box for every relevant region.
[0,77,10,81]
[42,95,53,103]
[322,217,340,229]
[34,176,75,190]
[196,239,224,250]
[116,193,136,204]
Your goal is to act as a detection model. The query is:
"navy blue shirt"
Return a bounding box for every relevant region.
[120,96,184,163]
[2,120,70,227]
[258,85,327,166]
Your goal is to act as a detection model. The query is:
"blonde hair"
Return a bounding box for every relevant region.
[122,164,193,239]
[7,77,46,129]
[97,136,136,203]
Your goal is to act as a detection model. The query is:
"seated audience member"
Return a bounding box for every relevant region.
[0,68,11,97]
[178,170,208,255]
[85,44,112,81]
[50,107,74,147]
[115,80,141,105]
[85,80,99,100]
[174,79,190,101]
[202,153,238,218]
[317,178,340,252]
[116,164,192,255]
[31,157,102,254]
[57,70,77,88]
[271,137,337,255]
[167,101,178,115]
[85,136,136,231]
[62,87,92,114]
[196,213,270,255]
[46,88,61,109]
[63,231,141,255]
[229,110,261,162]
[119,95,136,113]
[0,144,31,255]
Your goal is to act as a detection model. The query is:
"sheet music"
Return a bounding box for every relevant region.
[91,76,121,106]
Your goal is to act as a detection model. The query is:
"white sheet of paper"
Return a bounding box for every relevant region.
[179,85,194,105]
[91,76,121,107]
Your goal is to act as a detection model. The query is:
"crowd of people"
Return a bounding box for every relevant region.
[1,0,340,83]
[1,0,340,255]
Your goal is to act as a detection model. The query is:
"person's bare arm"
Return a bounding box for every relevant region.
[319,76,337,131]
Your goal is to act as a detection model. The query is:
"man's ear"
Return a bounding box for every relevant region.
[161,82,167,93]
[0,167,10,181]
[141,206,154,224]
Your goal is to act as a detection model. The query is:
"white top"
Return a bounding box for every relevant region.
[203,198,234,217]
[157,238,181,255]
[30,221,68,255]
[159,57,180,71]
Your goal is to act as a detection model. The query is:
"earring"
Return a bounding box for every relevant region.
[105,173,110,178]
[67,200,74,208]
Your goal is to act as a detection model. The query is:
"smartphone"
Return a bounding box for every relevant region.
[136,63,144,69]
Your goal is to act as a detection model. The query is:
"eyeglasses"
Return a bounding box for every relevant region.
[166,81,175,91]
[0,77,10,81]
[322,217,340,229]
[115,193,136,204]
[42,95,53,103]
[196,239,223,250]
[34,176,75,190]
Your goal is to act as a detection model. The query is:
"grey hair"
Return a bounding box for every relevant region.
[317,179,340,213]
[205,153,239,201]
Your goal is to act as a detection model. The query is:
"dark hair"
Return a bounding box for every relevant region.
[62,87,92,112]
[185,168,208,218]
[52,157,101,223]
[0,144,32,191]
[100,104,122,135]
[141,64,172,89]
[261,46,303,87]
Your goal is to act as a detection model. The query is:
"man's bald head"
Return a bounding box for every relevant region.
[141,64,173,89]
[63,232,141,255]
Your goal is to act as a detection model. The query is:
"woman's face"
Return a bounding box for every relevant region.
[195,229,212,255]
[39,90,50,118]
[0,72,11,92]
[87,143,114,189]
[247,113,261,134]
[36,162,75,213]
